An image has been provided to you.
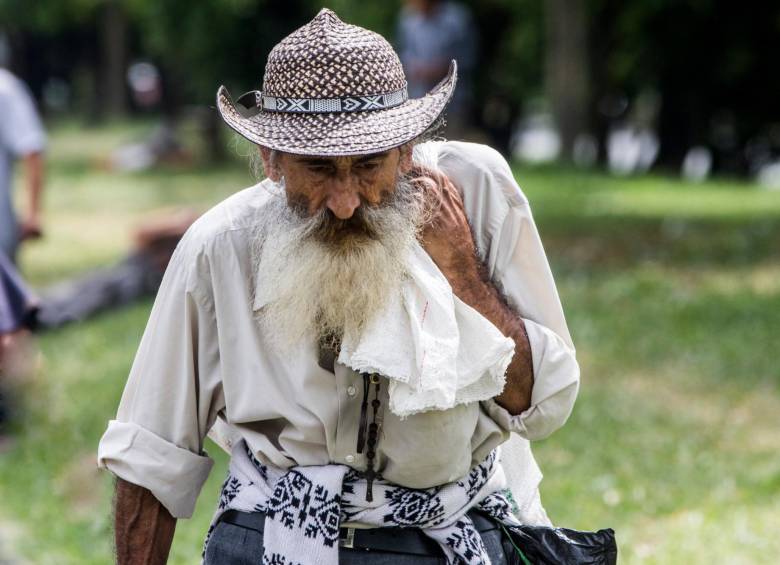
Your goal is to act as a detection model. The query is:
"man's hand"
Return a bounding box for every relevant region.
[114,478,176,565]
[415,168,535,415]
[18,215,43,241]
[417,168,478,277]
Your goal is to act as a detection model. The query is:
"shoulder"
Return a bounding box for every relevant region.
[0,69,17,94]
[159,181,277,301]
[0,69,30,101]
[174,180,274,262]
[434,141,529,207]
[441,2,472,26]
[423,141,532,260]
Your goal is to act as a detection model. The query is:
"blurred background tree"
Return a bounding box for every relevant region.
[1,0,778,172]
[586,0,780,172]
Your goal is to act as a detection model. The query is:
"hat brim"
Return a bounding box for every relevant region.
[216,61,457,156]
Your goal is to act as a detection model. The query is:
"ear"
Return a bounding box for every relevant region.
[259,146,283,181]
[398,143,414,175]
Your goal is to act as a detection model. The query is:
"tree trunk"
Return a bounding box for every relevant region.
[204,109,226,163]
[545,0,590,161]
[99,0,128,117]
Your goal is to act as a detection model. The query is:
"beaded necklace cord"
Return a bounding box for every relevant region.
[357,372,382,501]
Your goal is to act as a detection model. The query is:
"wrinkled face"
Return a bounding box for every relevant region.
[260,146,413,245]
[255,144,423,347]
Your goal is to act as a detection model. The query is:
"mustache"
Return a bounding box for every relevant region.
[287,177,424,247]
[304,207,380,244]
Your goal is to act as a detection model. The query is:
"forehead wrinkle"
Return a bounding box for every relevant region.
[292,156,334,166]
[355,150,392,162]
[290,151,393,167]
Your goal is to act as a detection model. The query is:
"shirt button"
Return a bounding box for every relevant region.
[346,385,357,397]
[345,454,355,463]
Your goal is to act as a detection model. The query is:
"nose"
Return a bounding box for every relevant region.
[325,175,361,219]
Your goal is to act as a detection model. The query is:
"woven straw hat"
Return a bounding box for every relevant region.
[216,8,457,156]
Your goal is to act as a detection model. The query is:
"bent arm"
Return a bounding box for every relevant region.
[447,260,533,414]
[430,141,580,439]
[418,168,533,414]
[114,478,177,565]
[20,151,45,239]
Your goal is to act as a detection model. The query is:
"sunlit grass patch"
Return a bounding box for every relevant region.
[584,186,780,220]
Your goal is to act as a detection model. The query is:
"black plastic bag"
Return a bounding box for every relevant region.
[500,523,617,565]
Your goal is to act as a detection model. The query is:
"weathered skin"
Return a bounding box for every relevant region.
[114,478,176,565]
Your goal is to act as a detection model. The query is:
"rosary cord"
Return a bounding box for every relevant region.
[356,372,370,453]
[364,375,381,502]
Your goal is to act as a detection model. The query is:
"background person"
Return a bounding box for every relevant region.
[0,66,46,263]
[397,0,477,137]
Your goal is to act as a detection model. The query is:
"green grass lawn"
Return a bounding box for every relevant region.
[1,122,778,564]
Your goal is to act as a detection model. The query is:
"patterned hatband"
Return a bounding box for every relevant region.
[259,88,408,114]
[216,8,457,156]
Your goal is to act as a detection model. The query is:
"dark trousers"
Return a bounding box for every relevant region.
[204,511,511,564]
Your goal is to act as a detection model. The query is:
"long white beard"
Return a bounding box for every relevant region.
[253,177,424,350]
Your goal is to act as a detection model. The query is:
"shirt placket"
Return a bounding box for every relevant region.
[333,363,365,469]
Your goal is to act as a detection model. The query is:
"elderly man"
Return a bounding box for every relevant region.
[98,9,580,565]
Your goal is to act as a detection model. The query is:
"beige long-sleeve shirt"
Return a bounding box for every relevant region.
[97,141,580,520]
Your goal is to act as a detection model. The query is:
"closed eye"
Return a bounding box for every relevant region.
[307,165,334,174]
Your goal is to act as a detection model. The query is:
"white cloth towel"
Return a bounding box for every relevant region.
[339,243,515,418]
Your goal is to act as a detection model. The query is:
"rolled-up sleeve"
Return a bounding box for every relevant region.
[438,141,580,440]
[482,318,579,440]
[97,236,224,518]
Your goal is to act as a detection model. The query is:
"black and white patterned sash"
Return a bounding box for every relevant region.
[204,441,523,564]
